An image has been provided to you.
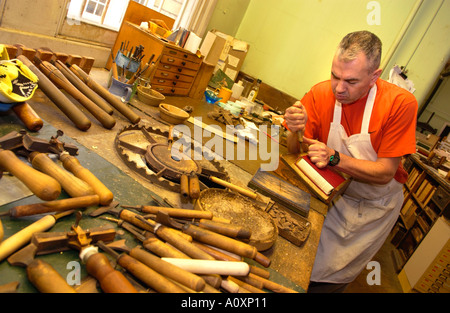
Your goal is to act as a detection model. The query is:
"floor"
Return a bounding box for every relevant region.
[345,234,404,293]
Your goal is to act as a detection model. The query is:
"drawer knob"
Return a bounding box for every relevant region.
[182,62,186,66]
[178,69,182,73]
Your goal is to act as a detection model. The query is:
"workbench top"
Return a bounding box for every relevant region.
[0,68,326,293]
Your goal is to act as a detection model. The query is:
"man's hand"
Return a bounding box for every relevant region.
[303,137,334,168]
[284,101,307,133]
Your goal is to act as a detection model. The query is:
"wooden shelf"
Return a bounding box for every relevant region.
[391,154,450,278]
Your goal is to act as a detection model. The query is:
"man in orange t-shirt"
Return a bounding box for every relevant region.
[284,31,417,292]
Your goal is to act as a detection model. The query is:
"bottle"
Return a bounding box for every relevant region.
[247,79,261,102]
[231,80,244,100]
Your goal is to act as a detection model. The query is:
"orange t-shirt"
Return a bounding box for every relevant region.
[301,79,418,183]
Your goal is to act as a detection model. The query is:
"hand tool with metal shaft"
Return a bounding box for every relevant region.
[198,173,258,200]
[0,195,99,218]
[99,216,189,259]
[11,102,43,132]
[54,60,114,115]
[67,212,138,293]
[0,144,61,201]
[192,241,271,279]
[122,204,213,220]
[0,130,93,199]
[23,130,114,206]
[17,55,91,131]
[28,152,95,198]
[157,212,258,259]
[160,258,250,276]
[156,212,258,260]
[1,151,59,201]
[37,60,116,129]
[97,241,186,293]
[90,204,213,260]
[146,212,251,239]
[107,239,205,292]
[8,235,77,293]
[8,222,116,293]
[68,63,141,124]
[0,210,74,262]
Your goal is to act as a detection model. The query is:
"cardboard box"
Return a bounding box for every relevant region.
[214,30,249,81]
[201,30,249,81]
[200,31,226,65]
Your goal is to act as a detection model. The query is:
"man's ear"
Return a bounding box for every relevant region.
[371,68,382,85]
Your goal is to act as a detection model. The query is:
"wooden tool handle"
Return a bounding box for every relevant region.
[209,176,257,200]
[69,64,141,124]
[84,252,138,293]
[117,253,186,293]
[55,60,114,115]
[142,236,190,259]
[11,102,43,132]
[0,215,57,262]
[198,219,251,239]
[0,149,61,201]
[156,226,215,260]
[27,259,77,293]
[9,195,100,218]
[182,224,257,259]
[130,247,205,292]
[248,273,298,293]
[17,55,91,131]
[41,61,116,130]
[60,154,113,205]
[161,258,250,276]
[180,174,189,198]
[189,174,200,199]
[29,152,95,198]
[139,205,213,220]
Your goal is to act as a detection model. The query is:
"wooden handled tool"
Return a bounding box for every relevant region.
[97,242,186,293]
[28,151,95,198]
[189,173,200,199]
[180,174,189,198]
[125,204,213,220]
[3,195,100,218]
[182,224,257,259]
[54,60,114,115]
[128,246,205,292]
[82,248,138,293]
[0,210,73,262]
[27,259,77,293]
[11,102,43,132]
[161,258,250,276]
[17,55,91,131]
[133,214,214,260]
[201,174,258,200]
[0,149,61,201]
[197,219,251,239]
[59,153,113,206]
[69,64,141,124]
[38,61,116,129]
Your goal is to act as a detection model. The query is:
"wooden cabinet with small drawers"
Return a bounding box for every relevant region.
[151,46,203,96]
[108,21,203,97]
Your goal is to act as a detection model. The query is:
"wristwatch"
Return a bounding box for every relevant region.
[328,150,340,166]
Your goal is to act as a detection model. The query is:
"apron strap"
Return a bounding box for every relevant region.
[360,85,377,134]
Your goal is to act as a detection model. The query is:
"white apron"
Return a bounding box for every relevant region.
[310,85,404,284]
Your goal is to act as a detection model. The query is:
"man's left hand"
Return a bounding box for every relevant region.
[303,137,334,168]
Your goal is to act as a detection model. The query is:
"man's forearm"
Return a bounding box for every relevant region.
[335,154,400,185]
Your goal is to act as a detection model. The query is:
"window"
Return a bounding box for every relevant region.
[66,0,216,36]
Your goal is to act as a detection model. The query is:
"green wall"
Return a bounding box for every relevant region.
[207,0,450,132]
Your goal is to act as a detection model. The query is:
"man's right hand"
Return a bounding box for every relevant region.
[284,101,307,132]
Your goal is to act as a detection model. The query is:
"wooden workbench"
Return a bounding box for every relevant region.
[0,69,327,292]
